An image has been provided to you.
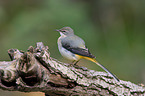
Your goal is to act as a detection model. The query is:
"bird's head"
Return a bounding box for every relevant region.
[56,27,74,36]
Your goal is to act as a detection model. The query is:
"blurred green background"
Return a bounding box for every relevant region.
[0,0,145,96]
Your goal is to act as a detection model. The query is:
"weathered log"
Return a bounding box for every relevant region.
[0,42,144,96]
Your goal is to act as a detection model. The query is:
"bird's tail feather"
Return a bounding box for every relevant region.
[83,57,119,82]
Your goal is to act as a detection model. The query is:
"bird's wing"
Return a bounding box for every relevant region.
[62,43,95,58]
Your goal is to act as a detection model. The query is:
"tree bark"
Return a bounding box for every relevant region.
[0,42,144,96]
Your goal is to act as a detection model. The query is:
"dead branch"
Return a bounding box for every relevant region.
[0,42,144,96]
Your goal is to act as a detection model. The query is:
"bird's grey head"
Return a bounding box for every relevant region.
[56,27,74,36]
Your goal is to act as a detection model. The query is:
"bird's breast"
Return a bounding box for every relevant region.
[57,37,80,61]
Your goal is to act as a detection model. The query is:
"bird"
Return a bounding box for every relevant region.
[56,27,119,82]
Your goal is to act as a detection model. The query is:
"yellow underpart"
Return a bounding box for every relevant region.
[75,54,120,82]
[75,54,98,63]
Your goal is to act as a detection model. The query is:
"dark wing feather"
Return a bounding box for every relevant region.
[62,43,95,58]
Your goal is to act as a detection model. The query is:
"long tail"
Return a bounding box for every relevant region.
[83,57,120,82]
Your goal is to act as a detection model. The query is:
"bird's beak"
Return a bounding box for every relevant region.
[55,29,60,32]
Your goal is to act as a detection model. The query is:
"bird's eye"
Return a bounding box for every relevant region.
[61,31,66,32]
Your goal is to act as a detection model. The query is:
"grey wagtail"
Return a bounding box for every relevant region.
[56,27,119,82]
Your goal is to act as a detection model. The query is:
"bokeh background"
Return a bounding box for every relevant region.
[0,0,145,96]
